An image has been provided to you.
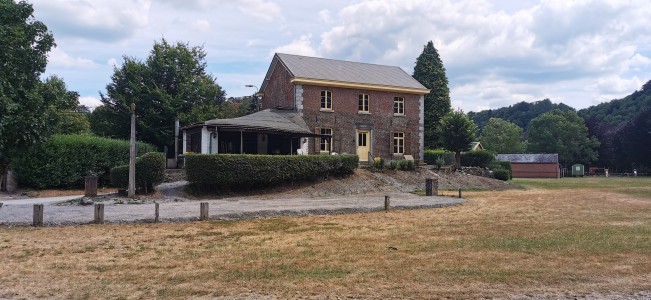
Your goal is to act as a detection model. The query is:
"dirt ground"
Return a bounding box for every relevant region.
[1,179,649,299]
[1,167,516,201]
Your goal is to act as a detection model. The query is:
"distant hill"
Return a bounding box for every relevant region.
[578,80,651,126]
[468,99,574,130]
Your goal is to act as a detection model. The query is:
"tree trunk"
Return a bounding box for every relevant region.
[455,151,461,167]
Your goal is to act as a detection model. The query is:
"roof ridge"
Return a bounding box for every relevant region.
[276,52,405,70]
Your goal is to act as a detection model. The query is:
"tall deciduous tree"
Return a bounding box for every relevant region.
[527,109,600,166]
[37,75,90,135]
[479,118,525,153]
[441,110,478,166]
[413,41,451,149]
[91,39,225,150]
[0,0,56,182]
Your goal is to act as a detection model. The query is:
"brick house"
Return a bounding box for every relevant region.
[259,53,430,162]
[182,53,429,163]
[495,154,560,178]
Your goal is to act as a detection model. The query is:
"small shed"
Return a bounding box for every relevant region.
[571,164,585,177]
[495,154,560,179]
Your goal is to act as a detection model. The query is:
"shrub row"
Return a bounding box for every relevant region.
[110,152,166,193]
[491,160,513,181]
[460,151,496,168]
[186,154,359,191]
[424,149,455,165]
[14,134,157,189]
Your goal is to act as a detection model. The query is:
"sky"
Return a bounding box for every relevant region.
[29,0,651,113]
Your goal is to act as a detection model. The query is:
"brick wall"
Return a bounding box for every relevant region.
[301,85,421,160]
[511,163,560,178]
[261,62,295,109]
[260,60,423,161]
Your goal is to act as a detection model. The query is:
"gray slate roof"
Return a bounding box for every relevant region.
[273,53,427,90]
[495,154,559,163]
[204,109,316,136]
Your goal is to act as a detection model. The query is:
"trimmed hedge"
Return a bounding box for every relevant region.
[186,154,359,191]
[493,169,510,181]
[424,149,455,165]
[460,151,496,168]
[110,152,166,193]
[14,135,157,189]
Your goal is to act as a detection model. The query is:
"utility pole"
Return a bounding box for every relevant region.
[128,103,136,198]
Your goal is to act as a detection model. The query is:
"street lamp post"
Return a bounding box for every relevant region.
[245,84,260,111]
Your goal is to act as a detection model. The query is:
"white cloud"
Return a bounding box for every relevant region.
[193,19,211,32]
[48,48,97,68]
[318,9,332,24]
[107,58,119,68]
[237,0,283,22]
[31,0,151,42]
[272,35,316,57]
[590,76,643,97]
[79,96,102,109]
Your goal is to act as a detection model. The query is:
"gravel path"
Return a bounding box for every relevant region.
[0,192,464,226]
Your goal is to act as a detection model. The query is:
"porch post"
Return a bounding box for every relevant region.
[240,130,243,154]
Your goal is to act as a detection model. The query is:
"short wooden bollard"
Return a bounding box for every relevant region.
[94,203,104,224]
[426,178,438,196]
[384,196,390,211]
[200,202,209,220]
[154,203,160,223]
[84,174,98,197]
[33,204,44,226]
[458,189,462,198]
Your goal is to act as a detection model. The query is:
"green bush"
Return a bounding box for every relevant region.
[493,168,510,181]
[373,156,384,169]
[460,151,495,168]
[398,160,415,171]
[110,152,166,193]
[424,149,454,165]
[186,154,359,192]
[14,134,156,189]
[496,160,512,179]
[387,160,399,170]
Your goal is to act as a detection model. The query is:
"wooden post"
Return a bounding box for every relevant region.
[154,203,160,223]
[200,202,209,220]
[33,204,44,227]
[426,178,433,196]
[128,103,136,198]
[384,196,390,211]
[458,189,462,198]
[94,203,104,224]
[85,174,98,197]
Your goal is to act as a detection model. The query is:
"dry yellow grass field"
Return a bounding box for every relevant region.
[1,177,650,299]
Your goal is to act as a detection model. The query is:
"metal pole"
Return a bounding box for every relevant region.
[128,103,136,198]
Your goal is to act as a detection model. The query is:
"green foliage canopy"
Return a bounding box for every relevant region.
[413,41,451,148]
[37,75,90,135]
[469,99,574,131]
[579,79,651,126]
[91,38,226,150]
[527,109,600,166]
[440,110,478,166]
[479,118,525,153]
[0,0,56,173]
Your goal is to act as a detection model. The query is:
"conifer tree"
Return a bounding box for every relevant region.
[413,41,451,149]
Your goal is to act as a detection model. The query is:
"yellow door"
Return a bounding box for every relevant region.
[356,130,370,162]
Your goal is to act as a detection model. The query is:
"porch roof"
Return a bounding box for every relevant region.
[187,109,321,137]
